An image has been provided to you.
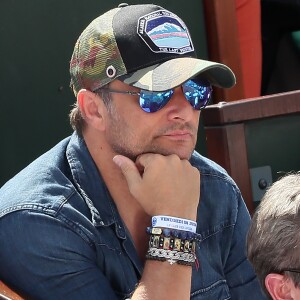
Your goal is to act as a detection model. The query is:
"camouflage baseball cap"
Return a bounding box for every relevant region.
[70,3,236,96]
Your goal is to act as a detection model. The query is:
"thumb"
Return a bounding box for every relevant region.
[113,155,142,189]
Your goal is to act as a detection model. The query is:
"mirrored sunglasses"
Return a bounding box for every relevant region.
[97,79,212,113]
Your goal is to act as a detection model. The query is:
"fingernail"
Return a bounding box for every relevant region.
[113,155,122,167]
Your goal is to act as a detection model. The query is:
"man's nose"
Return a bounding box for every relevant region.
[164,86,197,121]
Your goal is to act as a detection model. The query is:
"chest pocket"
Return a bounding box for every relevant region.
[191,279,230,300]
[95,225,139,298]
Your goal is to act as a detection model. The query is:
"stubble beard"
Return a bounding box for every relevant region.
[106,107,197,161]
[108,125,196,161]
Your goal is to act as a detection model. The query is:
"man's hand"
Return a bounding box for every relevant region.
[113,153,200,220]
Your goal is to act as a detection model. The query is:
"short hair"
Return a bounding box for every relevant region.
[247,172,300,298]
[69,103,85,136]
[69,87,112,136]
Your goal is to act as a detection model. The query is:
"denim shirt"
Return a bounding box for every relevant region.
[0,133,266,300]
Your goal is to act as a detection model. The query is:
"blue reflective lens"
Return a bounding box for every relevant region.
[139,90,174,113]
[139,79,212,113]
[182,80,212,110]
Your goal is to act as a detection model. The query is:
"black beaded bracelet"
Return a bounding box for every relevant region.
[146,226,202,242]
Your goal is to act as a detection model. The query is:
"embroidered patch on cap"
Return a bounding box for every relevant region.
[137,9,194,55]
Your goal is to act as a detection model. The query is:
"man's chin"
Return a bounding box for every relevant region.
[141,148,194,160]
[145,135,196,160]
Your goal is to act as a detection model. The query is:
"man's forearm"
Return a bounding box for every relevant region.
[132,260,192,300]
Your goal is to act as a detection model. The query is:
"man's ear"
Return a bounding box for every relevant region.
[77,89,106,131]
[265,273,293,300]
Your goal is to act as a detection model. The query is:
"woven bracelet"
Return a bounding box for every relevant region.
[146,247,196,266]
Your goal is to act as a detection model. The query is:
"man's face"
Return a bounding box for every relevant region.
[103,80,200,160]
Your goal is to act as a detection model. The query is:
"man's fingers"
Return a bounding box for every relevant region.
[113,155,142,190]
[135,153,163,171]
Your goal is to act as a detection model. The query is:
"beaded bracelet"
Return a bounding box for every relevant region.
[146,226,202,242]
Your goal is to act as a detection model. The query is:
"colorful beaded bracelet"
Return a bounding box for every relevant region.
[148,233,197,253]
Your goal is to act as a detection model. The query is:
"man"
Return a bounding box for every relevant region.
[247,173,300,300]
[0,4,265,299]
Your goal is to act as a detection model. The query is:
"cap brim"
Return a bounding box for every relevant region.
[120,57,236,91]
